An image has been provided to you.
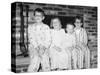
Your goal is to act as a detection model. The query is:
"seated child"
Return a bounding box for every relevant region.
[28,8,51,72]
[49,17,69,70]
[74,16,90,69]
[62,23,79,69]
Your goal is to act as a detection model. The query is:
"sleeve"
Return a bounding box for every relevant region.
[43,26,52,49]
[28,25,38,48]
[83,29,88,45]
[72,33,77,46]
[60,30,67,49]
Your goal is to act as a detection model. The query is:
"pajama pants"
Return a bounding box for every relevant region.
[71,49,78,69]
[28,45,50,72]
[65,48,78,69]
[76,45,90,69]
[76,46,84,69]
[82,46,90,68]
[65,50,71,69]
[50,47,69,70]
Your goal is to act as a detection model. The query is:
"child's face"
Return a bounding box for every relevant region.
[52,19,61,30]
[74,19,82,28]
[34,11,44,23]
[66,24,74,33]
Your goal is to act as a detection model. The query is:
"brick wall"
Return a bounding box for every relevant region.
[11,2,97,72]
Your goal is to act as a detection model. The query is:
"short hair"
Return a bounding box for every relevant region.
[74,16,83,23]
[34,8,45,16]
[50,17,62,29]
[65,23,74,33]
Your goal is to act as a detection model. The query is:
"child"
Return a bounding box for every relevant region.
[28,8,51,72]
[49,17,69,70]
[74,16,90,68]
[62,23,78,69]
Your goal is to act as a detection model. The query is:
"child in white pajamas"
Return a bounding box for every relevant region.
[28,8,51,72]
[49,17,69,70]
[74,16,90,69]
[62,23,79,69]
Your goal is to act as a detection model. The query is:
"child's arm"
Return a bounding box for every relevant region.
[39,25,52,56]
[83,29,88,46]
[72,33,77,49]
[44,25,52,49]
[28,25,38,48]
[53,45,62,52]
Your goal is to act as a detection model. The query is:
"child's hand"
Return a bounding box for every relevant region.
[68,47,73,51]
[53,46,62,52]
[81,42,87,47]
[39,45,46,55]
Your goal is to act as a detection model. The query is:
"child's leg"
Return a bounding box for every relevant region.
[72,49,78,69]
[28,44,40,72]
[66,50,72,69]
[41,53,50,71]
[49,47,59,70]
[77,47,84,69]
[28,55,40,72]
[84,47,90,68]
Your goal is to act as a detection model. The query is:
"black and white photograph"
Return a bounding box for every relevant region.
[11,2,97,73]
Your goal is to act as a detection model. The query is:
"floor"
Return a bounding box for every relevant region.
[13,52,97,73]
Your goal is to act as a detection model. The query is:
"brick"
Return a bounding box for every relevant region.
[90,47,97,51]
[16,69,21,73]
[89,47,97,51]
[88,42,97,45]
[89,26,97,29]
[92,33,97,36]
[58,11,66,15]
[92,45,97,47]
[88,11,96,14]
[85,27,91,29]
[68,6,84,10]
[88,42,96,47]
[84,14,92,17]
[75,12,83,15]
[78,10,84,13]
[94,30,97,32]
[57,5,67,8]
[88,30,95,33]
[86,20,97,24]
[23,68,27,72]
[43,7,53,10]
[92,14,97,17]
[65,9,74,13]
[84,10,88,14]
[84,20,91,23]
[53,7,62,11]
[92,7,97,12]
[88,24,96,26]
[46,10,58,15]
[36,3,47,6]
[87,17,97,20]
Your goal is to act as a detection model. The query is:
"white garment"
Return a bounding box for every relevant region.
[62,32,78,69]
[28,23,51,72]
[28,23,51,49]
[49,29,69,69]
